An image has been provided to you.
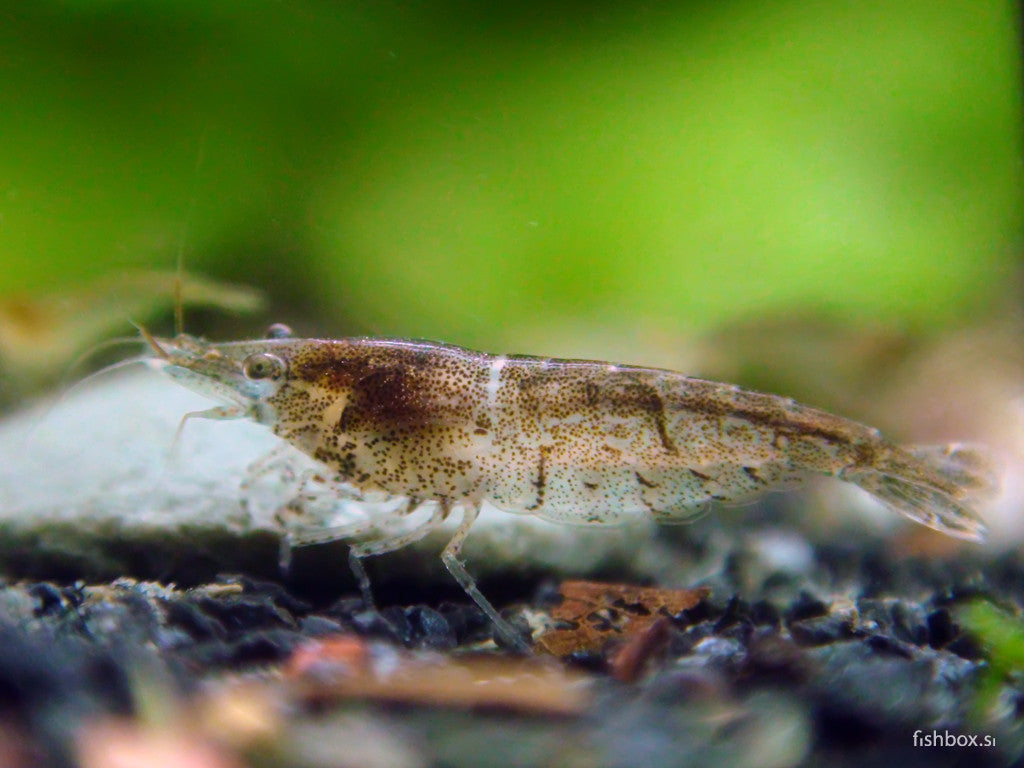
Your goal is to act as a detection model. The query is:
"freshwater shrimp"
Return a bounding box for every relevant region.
[142,326,994,652]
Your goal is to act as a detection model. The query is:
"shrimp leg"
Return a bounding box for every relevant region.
[345,500,448,609]
[441,503,532,653]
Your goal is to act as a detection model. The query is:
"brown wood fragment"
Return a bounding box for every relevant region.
[537,580,709,657]
[284,635,589,716]
[609,616,673,682]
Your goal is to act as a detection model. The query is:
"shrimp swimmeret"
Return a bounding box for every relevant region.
[142,326,995,652]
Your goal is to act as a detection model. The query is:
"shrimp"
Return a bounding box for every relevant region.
[142,326,995,652]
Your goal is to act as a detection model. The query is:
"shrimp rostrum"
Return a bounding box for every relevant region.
[144,328,994,651]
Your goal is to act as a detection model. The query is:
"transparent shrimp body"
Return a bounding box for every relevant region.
[145,329,993,651]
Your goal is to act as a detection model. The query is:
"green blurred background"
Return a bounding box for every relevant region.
[0,1,1020,379]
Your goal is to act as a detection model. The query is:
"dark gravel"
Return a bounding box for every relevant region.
[1,519,1022,768]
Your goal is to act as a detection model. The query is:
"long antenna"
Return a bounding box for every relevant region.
[175,127,209,337]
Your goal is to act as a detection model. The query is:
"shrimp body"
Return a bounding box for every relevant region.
[146,330,992,649]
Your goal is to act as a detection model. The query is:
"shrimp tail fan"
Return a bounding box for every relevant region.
[839,443,997,541]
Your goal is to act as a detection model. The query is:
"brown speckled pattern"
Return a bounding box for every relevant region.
[152,334,988,540]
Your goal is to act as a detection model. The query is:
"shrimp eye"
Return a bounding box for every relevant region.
[266,323,293,339]
[242,353,285,381]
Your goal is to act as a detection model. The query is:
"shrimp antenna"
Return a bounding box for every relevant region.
[174,268,184,338]
[174,126,209,336]
[132,320,170,360]
[20,345,151,451]
[64,335,147,377]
